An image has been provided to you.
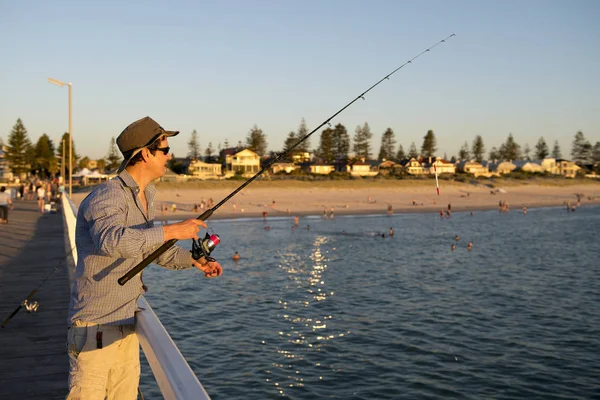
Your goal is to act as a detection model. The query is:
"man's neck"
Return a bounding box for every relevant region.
[125,165,153,192]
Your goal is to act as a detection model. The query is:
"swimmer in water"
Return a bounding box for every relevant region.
[232,251,240,261]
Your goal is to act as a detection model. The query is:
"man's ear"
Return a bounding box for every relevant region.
[138,148,148,163]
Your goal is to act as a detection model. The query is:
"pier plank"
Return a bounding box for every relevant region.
[0,199,70,399]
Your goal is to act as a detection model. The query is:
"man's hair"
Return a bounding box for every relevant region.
[127,136,165,168]
[0,186,6,192]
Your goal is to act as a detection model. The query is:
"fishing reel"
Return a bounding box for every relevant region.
[191,232,221,262]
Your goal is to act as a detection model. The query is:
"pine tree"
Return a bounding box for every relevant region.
[34,134,56,177]
[535,137,549,160]
[317,128,335,163]
[499,133,521,161]
[592,142,600,163]
[489,147,501,161]
[408,142,418,159]
[458,141,470,160]
[205,142,214,161]
[96,159,107,173]
[471,135,485,163]
[523,144,531,161]
[420,130,437,157]
[5,118,33,176]
[352,122,373,159]
[295,118,310,152]
[377,128,396,161]
[552,140,562,159]
[282,132,298,162]
[106,137,122,170]
[332,123,350,162]
[395,144,405,161]
[188,129,201,160]
[571,131,592,164]
[246,125,268,156]
[78,156,90,170]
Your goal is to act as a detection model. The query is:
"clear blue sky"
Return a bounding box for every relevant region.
[1,0,598,160]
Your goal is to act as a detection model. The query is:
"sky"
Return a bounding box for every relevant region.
[1,0,599,161]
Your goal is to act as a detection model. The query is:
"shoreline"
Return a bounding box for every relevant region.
[70,180,600,222]
[153,201,597,222]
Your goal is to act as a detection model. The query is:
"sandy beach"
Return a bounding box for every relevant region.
[70,178,600,221]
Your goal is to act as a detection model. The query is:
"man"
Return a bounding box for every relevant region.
[66,116,223,399]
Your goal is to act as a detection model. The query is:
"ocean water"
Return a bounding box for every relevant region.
[139,206,600,399]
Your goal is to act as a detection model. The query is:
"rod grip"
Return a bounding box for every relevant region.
[118,239,177,286]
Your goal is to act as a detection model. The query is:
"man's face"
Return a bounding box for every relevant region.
[149,137,172,178]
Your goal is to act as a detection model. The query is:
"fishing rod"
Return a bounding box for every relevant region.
[118,33,455,286]
[2,245,76,328]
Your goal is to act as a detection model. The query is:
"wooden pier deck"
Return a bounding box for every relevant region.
[0,199,71,399]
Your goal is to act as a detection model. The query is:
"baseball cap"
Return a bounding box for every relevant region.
[116,116,179,173]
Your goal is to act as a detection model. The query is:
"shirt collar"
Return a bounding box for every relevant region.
[118,170,157,199]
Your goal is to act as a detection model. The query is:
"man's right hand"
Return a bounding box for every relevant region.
[163,219,207,241]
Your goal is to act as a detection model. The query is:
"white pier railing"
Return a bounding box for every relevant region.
[62,194,211,400]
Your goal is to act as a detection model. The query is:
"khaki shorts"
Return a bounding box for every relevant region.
[66,321,139,400]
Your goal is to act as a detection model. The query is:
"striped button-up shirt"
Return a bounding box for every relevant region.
[68,170,193,325]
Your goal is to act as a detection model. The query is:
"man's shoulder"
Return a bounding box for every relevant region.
[81,178,127,208]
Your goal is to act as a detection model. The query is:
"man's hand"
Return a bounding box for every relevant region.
[163,219,207,241]
[193,257,223,278]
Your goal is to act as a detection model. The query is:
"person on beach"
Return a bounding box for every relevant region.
[389,227,394,237]
[36,184,46,213]
[0,186,13,224]
[66,117,223,399]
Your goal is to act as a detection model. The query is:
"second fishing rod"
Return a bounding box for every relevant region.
[118,33,455,286]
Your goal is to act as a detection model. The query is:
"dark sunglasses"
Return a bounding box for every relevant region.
[152,146,170,155]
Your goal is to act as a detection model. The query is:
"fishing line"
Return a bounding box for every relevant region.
[119,34,456,285]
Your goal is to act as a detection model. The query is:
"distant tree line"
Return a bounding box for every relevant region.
[3,117,599,181]
[184,118,600,166]
[1,118,122,179]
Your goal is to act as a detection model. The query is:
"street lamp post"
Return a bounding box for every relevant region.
[48,78,73,196]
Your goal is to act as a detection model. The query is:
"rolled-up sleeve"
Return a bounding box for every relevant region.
[156,244,194,270]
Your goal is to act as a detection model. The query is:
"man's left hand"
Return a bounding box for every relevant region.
[192,257,223,278]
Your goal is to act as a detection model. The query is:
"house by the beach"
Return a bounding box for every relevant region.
[188,160,222,180]
[269,162,297,174]
[401,158,427,175]
[429,158,456,175]
[348,159,379,177]
[486,160,517,174]
[378,160,403,176]
[514,160,544,173]
[457,160,489,177]
[299,162,335,175]
[556,159,581,178]
[541,158,560,174]
[222,148,261,178]
[292,151,311,164]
